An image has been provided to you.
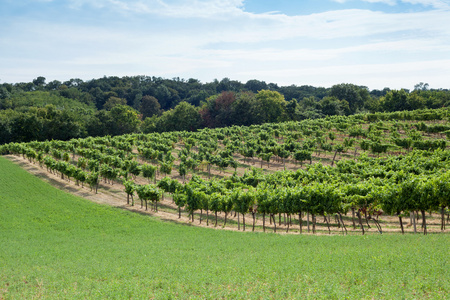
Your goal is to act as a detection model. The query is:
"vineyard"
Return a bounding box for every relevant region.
[3,108,450,235]
[2,155,449,299]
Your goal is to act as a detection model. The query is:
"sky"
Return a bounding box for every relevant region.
[1,0,450,90]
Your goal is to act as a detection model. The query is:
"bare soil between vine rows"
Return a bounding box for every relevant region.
[6,155,449,235]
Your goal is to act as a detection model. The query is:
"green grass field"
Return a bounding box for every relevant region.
[1,156,449,299]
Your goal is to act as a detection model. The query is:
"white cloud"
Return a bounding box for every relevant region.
[1,0,450,89]
[66,0,246,18]
[201,38,450,64]
[235,59,450,89]
[60,0,450,42]
[364,0,397,5]
[401,0,450,9]
[201,8,450,45]
[332,0,450,8]
[331,0,396,4]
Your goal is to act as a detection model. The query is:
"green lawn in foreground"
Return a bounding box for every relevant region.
[0,156,449,299]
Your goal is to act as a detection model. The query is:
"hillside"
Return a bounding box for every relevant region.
[2,108,450,235]
[1,156,450,299]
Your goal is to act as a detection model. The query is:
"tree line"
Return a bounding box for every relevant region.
[1,76,449,144]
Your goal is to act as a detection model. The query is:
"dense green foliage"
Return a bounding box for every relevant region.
[2,76,450,144]
[2,107,450,235]
[1,157,449,299]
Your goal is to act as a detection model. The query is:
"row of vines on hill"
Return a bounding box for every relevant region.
[1,108,450,235]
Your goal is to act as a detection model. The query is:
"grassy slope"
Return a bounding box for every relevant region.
[1,156,449,299]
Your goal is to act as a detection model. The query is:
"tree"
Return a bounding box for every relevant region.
[406,92,426,111]
[229,92,259,126]
[244,79,267,93]
[380,90,409,112]
[108,105,140,135]
[140,95,161,119]
[254,90,287,123]
[141,115,159,134]
[0,86,11,100]
[295,96,323,120]
[329,83,370,114]
[10,112,44,142]
[103,97,127,110]
[199,92,236,128]
[157,102,201,132]
[46,80,62,90]
[187,90,209,106]
[88,110,111,137]
[155,84,180,109]
[216,77,243,93]
[320,96,349,116]
[414,82,429,91]
[33,76,46,89]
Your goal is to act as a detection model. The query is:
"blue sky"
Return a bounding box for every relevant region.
[1,0,449,90]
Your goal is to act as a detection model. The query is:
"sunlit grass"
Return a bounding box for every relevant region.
[1,157,449,299]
